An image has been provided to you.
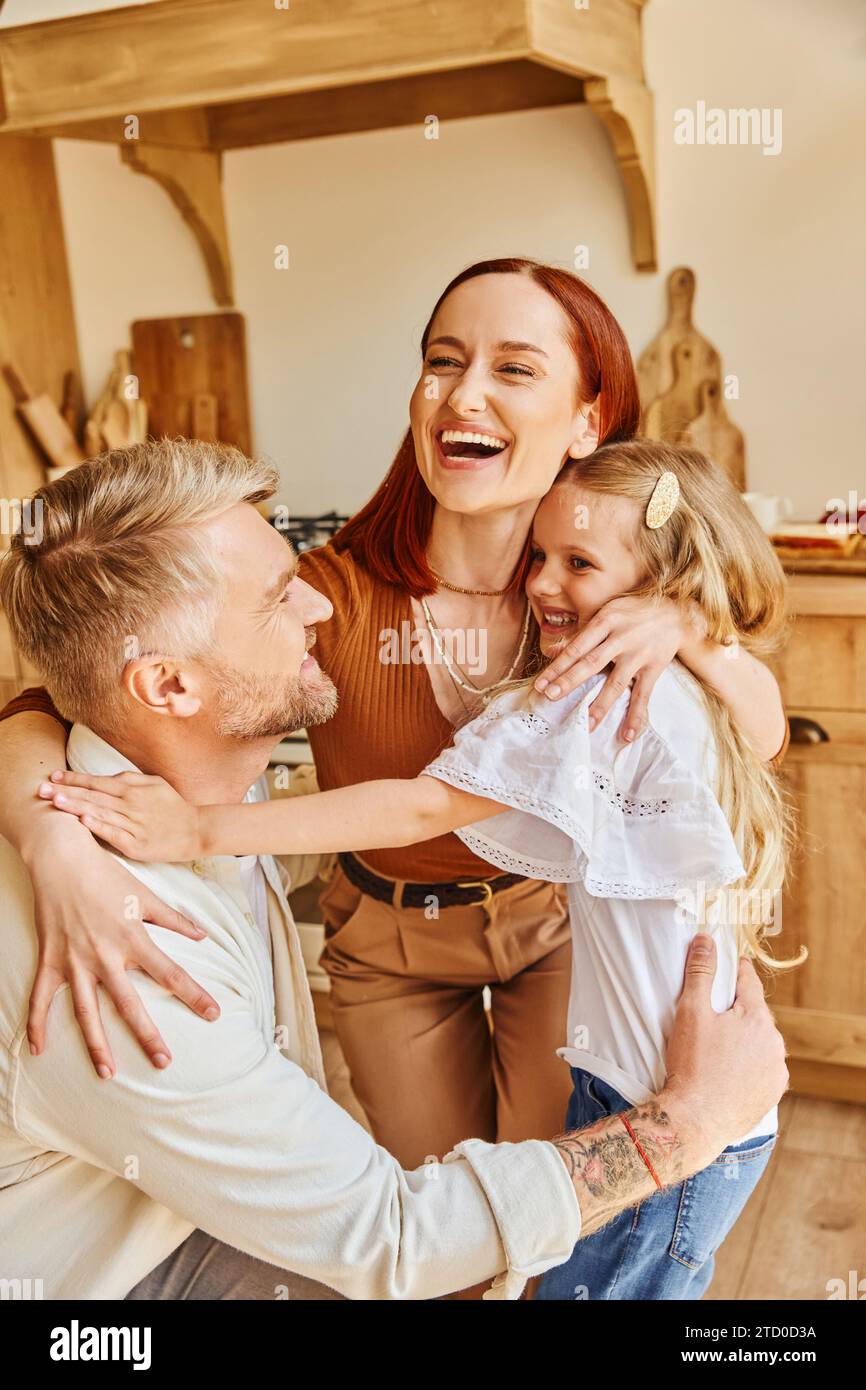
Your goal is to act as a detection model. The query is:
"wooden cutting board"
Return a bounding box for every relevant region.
[643,340,709,444]
[778,551,866,576]
[683,378,746,490]
[636,266,721,423]
[131,313,252,453]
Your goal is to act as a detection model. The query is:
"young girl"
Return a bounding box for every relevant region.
[43,439,802,1301]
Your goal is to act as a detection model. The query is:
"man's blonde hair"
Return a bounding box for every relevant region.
[0,438,278,729]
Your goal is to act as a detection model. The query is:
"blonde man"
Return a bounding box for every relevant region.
[0,441,786,1299]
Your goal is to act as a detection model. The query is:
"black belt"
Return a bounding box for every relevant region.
[337,851,526,910]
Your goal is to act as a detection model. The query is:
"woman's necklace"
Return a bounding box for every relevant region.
[420,595,531,701]
[429,569,510,598]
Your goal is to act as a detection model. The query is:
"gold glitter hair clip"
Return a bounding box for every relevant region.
[645,470,680,529]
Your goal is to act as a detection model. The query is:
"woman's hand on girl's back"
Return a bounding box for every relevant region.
[533,593,702,740]
[25,820,220,1079]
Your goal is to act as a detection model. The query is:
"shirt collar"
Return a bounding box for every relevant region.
[66,724,267,831]
[67,723,142,778]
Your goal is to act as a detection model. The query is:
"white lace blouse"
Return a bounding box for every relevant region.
[423,662,778,1144]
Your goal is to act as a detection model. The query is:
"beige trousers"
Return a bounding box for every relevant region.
[318,861,573,1170]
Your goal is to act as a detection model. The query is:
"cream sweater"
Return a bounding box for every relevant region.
[0,725,581,1300]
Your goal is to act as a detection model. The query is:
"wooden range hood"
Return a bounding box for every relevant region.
[0,0,658,303]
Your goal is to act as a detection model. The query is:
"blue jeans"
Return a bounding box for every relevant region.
[535,1067,777,1301]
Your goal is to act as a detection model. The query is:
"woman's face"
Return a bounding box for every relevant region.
[409,273,600,517]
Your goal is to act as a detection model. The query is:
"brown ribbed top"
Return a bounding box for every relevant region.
[298,543,496,880]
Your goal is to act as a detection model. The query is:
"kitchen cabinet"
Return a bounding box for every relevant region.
[768,573,866,1103]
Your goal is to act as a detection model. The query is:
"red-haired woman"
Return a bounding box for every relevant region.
[0,260,787,1178]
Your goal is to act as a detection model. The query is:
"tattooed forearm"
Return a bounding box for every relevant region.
[552,1100,689,1236]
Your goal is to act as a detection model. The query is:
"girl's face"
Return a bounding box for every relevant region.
[527,484,646,655]
[409,273,600,517]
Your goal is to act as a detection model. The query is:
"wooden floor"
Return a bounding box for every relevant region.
[319,1025,866,1301]
[705,1091,866,1301]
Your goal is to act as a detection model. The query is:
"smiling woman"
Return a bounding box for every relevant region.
[334,258,638,597]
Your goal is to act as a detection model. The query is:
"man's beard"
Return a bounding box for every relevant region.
[208,659,338,741]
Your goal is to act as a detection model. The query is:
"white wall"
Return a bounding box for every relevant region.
[223,101,638,516]
[47,0,865,519]
[644,0,866,520]
[54,142,216,408]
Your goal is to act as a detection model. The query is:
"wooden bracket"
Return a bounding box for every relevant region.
[120,143,234,307]
[1,0,659,276]
[584,75,657,272]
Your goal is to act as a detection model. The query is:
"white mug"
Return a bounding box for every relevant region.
[741,492,794,532]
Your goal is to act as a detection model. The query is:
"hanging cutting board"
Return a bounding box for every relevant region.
[643,341,711,444]
[683,379,746,490]
[191,391,219,442]
[636,266,721,423]
[131,313,252,453]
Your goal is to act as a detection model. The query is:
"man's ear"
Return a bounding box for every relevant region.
[123,658,202,718]
[567,396,601,460]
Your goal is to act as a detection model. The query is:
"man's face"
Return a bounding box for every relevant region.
[196,503,337,740]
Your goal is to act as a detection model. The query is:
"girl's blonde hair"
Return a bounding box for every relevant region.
[555,438,803,972]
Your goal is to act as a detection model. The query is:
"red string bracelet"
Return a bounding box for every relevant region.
[619,1113,663,1190]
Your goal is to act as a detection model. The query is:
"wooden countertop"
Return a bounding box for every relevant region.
[785,572,866,617]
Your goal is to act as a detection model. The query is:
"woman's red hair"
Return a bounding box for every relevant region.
[332,257,640,597]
